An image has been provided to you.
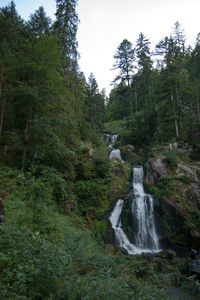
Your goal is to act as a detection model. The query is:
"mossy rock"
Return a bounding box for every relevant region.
[156,249,176,261]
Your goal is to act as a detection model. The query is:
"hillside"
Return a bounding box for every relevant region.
[1,1,200,299]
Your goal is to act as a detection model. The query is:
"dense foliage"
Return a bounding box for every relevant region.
[106,22,200,160]
[0,1,199,299]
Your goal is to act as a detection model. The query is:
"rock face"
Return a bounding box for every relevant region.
[144,152,200,253]
[144,157,168,186]
[104,218,116,245]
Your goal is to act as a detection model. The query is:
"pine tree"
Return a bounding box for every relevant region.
[113,39,135,87]
[28,6,51,38]
[54,0,79,72]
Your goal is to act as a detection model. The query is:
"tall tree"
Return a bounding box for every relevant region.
[54,0,79,72]
[86,73,105,129]
[135,32,153,110]
[113,39,135,87]
[112,39,135,117]
[28,6,51,38]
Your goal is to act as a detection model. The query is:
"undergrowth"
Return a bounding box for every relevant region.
[0,166,168,299]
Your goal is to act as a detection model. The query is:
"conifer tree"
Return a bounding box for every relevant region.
[113,39,135,87]
[54,0,79,72]
[28,6,51,38]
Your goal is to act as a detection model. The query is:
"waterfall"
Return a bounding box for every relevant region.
[108,134,124,163]
[111,134,118,143]
[131,166,159,250]
[109,149,124,163]
[109,199,139,254]
[105,134,110,143]
[109,165,160,255]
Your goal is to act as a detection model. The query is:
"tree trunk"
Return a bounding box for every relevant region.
[175,83,183,129]
[170,85,179,138]
[168,69,179,138]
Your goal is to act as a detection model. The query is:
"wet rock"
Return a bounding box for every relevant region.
[104,219,116,245]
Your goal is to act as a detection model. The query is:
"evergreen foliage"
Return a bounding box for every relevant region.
[106,24,200,156]
[0,1,200,298]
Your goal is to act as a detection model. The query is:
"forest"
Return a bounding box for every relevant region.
[0,1,200,299]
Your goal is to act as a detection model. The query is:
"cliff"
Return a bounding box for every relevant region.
[144,143,200,252]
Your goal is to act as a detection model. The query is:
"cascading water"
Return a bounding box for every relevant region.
[109,149,124,163]
[131,166,159,250]
[108,134,124,163]
[111,134,118,143]
[109,165,161,255]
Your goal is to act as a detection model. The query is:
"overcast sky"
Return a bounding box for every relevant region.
[1,0,200,95]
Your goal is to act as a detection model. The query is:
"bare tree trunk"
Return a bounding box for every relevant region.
[175,84,183,130]
[168,69,179,138]
[170,85,179,138]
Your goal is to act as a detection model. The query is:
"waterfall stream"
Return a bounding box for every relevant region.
[108,134,124,163]
[108,134,160,255]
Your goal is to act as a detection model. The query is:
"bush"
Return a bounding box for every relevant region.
[74,178,110,214]
[163,150,178,168]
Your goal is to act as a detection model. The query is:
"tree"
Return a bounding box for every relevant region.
[155,23,188,140]
[0,1,25,146]
[86,73,105,129]
[28,6,51,38]
[113,39,135,87]
[135,33,153,110]
[112,39,135,117]
[54,0,79,72]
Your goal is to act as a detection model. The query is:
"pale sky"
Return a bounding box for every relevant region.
[1,0,200,95]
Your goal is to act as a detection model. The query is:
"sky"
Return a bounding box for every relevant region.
[1,0,200,95]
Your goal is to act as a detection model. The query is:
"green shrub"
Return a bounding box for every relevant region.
[176,174,191,184]
[163,150,178,168]
[74,178,110,213]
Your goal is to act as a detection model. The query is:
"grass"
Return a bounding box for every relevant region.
[104,119,127,132]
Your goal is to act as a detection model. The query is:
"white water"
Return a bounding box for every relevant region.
[109,149,124,163]
[109,166,161,255]
[132,167,160,250]
[111,134,118,143]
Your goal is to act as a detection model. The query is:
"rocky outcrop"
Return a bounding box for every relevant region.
[177,163,198,181]
[144,151,200,253]
[104,218,116,245]
[144,156,168,186]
